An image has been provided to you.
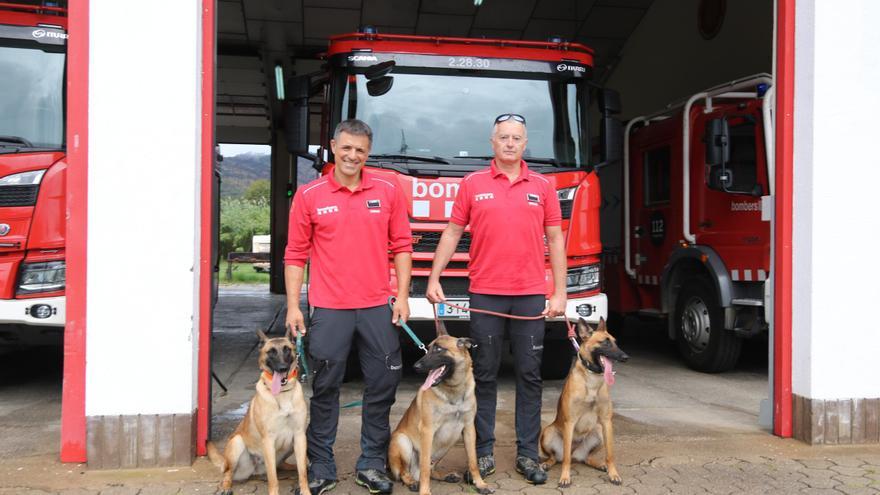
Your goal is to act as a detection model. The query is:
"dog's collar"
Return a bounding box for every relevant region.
[579,354,604,375]
[262,369,298,384]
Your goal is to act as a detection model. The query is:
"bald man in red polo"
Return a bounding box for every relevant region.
[427,114,566,486]
[285,119,412,495]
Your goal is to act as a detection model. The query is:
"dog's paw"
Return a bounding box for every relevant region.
[442,472,462,483]
[407,482,419,492]
[608,473,622,485]
[557,477,572,488]
[474,484,494,494]
[217,490,233,495]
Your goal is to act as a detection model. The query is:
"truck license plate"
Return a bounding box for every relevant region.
[438,300,470,319]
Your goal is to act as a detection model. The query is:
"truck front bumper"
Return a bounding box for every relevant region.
[0,296,65,327]
[406,292,607,324]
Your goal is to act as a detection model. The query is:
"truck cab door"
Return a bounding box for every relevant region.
[631,143,675,309]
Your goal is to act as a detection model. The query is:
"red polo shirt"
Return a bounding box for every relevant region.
[450,160,562,296]
[284,166,412,309]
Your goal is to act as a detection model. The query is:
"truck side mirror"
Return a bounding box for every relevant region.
[366,76,394,97]
[284,74,311,156]
[704,118,730,165]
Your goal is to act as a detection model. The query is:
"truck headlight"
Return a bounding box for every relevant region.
[0,169,46,185]
[17,261,65,294]
[566,264,599,293]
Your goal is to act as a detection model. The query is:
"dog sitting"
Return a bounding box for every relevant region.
[388,331,492,495]
[207,328,311,495]
[539,317,629,487]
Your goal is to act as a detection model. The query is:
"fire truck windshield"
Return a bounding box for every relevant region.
[0,42,65,151]
[337,72,590,171]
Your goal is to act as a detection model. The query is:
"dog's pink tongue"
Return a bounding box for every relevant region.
[271,372,282,396]
[601,356,615,386]
[420,366,445,391]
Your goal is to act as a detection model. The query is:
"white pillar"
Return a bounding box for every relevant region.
[792,0,880,443]
[85,0,203,466]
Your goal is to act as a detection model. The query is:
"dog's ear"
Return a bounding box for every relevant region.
[596,316,608,333]
[577,318,594,340]
[256,329,269,343]
[457,338,476,349]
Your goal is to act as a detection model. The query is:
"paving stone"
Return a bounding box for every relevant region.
[665,484,708,494]
[798,489,842,495]
[800,476,840,489]
[176,482,217,493]
[800,468,838,479]
[562,485,599,495]
[137,485,181,495]
[495,478,530,491]
[835,458,869,468]
[798,459,836,470]
[59,489,100,495]
[833,474,873,488]
[624,484,669,495]
[98,487,140,495]
[833,466,872,477]
[522,486,563,495]
[592,483,636,494]
[834,486,880,495]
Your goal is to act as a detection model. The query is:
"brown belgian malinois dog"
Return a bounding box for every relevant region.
[539,317,629,487]
[207,328,311,495]
[388,326,492,495]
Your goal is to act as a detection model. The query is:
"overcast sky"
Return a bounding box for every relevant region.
[218,143,270,157]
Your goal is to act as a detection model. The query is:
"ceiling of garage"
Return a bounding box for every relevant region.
[216,0,654,144]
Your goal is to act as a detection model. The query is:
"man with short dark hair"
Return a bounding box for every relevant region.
[426,113,567,486]
[285,118,412,495]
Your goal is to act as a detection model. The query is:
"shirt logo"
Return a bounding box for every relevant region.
[474,193,494,202]
[366,199,381,211]
[526,193,540,205]
[316,205,339,216]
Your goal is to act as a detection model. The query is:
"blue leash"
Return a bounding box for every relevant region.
[388,296,427,354]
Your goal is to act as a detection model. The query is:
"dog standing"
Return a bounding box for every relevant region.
[207,329,311,495]
[388,334,492,495]
[539,317,629,487]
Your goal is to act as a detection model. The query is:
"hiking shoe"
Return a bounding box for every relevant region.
[515,455,547,485]
[294,478,337,495]
[355,469,393,494]
[463,454,496,484]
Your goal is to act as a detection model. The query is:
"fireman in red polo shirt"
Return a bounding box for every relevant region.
[426,114,566,486]
[284,119,412,495]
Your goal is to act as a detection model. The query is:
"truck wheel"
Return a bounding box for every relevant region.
[674,278,741,373]
[541,339,575,380]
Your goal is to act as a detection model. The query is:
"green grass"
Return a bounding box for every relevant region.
[219,260,271,284]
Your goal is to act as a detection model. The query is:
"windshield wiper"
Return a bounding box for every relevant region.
[0,135,35,147]
[369,154,450,164]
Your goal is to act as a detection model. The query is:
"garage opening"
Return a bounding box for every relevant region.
[201,0,780,460]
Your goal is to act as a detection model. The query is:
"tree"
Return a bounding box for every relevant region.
[244,179,271,203]
[219,197,269,257]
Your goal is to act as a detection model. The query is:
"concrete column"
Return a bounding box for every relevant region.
[85,0,203,466]
[791,0,880,444]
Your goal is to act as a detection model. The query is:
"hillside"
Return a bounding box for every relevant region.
[219,151,321,197]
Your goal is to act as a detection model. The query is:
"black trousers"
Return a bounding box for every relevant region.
[468,293,545,461]
[306,305,402,480]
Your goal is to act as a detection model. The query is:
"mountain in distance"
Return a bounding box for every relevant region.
[219,152,269,197]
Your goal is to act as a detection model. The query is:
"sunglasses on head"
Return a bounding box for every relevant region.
[494,113,526,125]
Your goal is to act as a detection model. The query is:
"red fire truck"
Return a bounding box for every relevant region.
[0,2,67,346]
[601,74,774,372]
[287,30,616,378]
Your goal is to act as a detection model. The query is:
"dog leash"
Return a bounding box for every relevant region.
[437,300,581,352]
[388,296,428,354]
[286,324,311,384]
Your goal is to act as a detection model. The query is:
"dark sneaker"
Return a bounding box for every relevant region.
[463,454,496,484]
[515,456,547,485]
[294,478,337,495]
[355,469,394,494]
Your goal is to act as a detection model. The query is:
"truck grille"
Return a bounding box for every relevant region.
[560,199,573,219]
[412,231,472,253]
[0,185,39,207]
[411,276,470,297]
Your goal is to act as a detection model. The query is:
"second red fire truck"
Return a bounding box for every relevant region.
[602,74,774,372]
